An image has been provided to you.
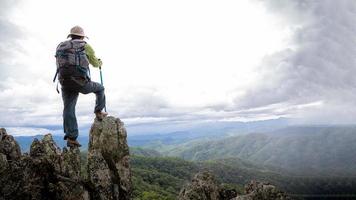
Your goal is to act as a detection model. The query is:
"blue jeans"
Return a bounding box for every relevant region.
[62,81,105,140]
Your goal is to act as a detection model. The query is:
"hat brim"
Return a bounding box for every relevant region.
[67,33,89,39]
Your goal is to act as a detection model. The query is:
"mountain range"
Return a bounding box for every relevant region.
[162,126,356,176]
[7,121,356,199]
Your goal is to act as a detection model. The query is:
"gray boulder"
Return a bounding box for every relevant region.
[233,181,290,200]
[179,171,290,200]
[0,128,21,160]
[178,171,221,200]
[87,116,132,200]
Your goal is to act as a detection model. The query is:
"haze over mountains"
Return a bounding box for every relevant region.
[14,118,290,151]
[9,117,356,198]
[128,118,356,178]
[163,126,356,176]
[13,118,356,177]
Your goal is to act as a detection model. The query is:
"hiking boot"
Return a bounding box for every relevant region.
[95,111,108,121]
[66,138,82,148]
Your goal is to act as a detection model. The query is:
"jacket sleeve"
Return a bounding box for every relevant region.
[84,44,103,68]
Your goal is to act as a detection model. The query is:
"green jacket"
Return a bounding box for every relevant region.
[84,44,102,68]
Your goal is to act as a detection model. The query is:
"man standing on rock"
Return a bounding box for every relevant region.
[54,26,108,147]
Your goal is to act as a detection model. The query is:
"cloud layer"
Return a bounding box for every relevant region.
[233,0,356,124]
[1,0,356,137]
[0,0,25,83]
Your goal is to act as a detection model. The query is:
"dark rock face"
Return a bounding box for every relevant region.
[87,116,132,200]
[0,116,131,200]
[0,128,21,161]
[220,188,239,200]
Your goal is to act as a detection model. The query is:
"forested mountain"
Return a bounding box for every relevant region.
[129,155,356,200]
[131,147,162,157]
[12,125,356,199]
[163,126,356,176]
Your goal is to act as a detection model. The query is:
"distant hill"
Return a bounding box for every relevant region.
[129,154,356,199]
[15,135,89,152]
[130,147,162,157]
[127,118,289,147]
[15,125,356,177]
[13,118,289,152]
[164,126,356,176]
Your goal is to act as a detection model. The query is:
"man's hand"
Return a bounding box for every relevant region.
[98,58,103,68]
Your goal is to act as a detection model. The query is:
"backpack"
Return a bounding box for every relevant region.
[53,39,90,89]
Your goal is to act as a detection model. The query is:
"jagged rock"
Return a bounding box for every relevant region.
[178,171,221,200]
[0,132,87,200]
[0,128,21,160]
[232,181,290,200]
[22,134,87,200]
[87,116,132,200]
[0,129,24,200]
[0,116,131,200]
[179,172,290,200]
[62,147,81,180]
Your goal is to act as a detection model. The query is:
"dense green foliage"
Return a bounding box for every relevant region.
[131,156,198,199]
[130,155,356,199]
[130,147,162,157]
[130,155,245,200]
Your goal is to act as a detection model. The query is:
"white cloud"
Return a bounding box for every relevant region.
[233,0,356,124]
[0,0,289,132]
[4,0,353,134]
[5,127,62,137]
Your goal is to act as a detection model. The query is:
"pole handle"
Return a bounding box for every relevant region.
[98,65,106,112]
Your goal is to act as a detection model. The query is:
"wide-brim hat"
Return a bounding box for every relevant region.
[67,25,89,39]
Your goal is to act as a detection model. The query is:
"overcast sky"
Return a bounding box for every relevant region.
[1,0,355,136]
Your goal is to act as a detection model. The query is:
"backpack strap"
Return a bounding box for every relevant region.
[53,44,61,94]
[53,68,59,82]
[53,68,60,94]
[56,82,60,94]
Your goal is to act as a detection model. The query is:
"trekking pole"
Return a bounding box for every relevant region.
[99,66,107,112]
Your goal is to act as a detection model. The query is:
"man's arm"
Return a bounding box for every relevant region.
[85,44,103,68]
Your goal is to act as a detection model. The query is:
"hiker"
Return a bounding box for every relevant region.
[54,25,108,147]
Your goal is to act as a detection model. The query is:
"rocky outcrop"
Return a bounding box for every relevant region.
[87,116,132,200]
[0,131,87,200]
[178,171,237,200]
[0,116,131,200]
[233,181,290,200]
[179,171,221,200]
[179,171,290,200]
[0,128,21,161]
